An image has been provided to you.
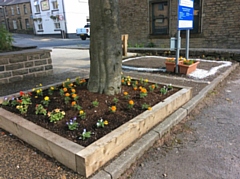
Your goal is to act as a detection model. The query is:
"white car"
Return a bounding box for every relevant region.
[76,23,90,40]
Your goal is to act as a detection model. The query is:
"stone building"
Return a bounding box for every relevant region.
[0,0,34,34]
[119,0,240,49]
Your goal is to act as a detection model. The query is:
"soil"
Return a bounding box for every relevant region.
[0,79,179,147]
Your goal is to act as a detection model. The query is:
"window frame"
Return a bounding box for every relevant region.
[16,5,20,15]
[24,5,28,14]
[11,7,14,15]
[149,0,170,36]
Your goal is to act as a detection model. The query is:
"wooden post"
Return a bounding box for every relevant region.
[121,34,128,56]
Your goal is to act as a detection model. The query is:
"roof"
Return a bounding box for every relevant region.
[0,0,30,6]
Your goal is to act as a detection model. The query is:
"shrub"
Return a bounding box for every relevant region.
[0,26,13,51]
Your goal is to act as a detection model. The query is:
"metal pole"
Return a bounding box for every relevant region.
[175,30,181,73]
[186,30,190,59]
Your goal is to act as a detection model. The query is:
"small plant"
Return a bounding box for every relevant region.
[14,91,32,114]
[160,86,168,95]
[128,100,134,109]
[66,117,79,130]
[149,84,158,92]
[167,84,173,91]
[48,108,65,123]
[48,86,55,95]
[183,59,195,65]
[140,87,148,98]
[123,91,130,99]
[112,97,119,104]
[35,104,47,115]
[121,76,132,86]
[109,106,117,113]
[92,100,99,107]
[79,110,86,119]
[32,84,43,97]
[79,129,91,140]
[141,103,150,110]
[96,118,108,128]
[143,79,149,86]
[1,97,10,106]
[71,101,82,110]
[71,93,79,101]
[59,87,68,96]
[75,77,87,86]
[64,93,71,104]
[41,96,50,107]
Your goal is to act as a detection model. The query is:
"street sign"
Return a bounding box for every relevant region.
[178,0,194,30]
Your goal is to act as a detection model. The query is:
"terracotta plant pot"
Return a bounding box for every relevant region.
[165,61,183,73]
[178,61,200,75]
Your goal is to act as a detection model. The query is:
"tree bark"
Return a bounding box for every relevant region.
[87,0,122,95]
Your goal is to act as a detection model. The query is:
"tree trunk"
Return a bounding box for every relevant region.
[87,0,122,95]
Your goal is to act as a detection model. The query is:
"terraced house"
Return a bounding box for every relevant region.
[119,0,240,49]
[0,0,33,34]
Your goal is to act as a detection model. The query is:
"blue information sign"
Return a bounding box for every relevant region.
[178,0,194,30]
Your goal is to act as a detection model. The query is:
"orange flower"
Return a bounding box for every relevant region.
[141,88,147,93]
[71,88,76,93]
[123,92,128,96]
[110,106,117,112]
[148,107,152,110]
[63,88,67,92]
[133,86,138,91]
[151,85,155,89]
[71,101,76,106]
[72,93,77,98]
[129,100,134,105]
[65,93,70,97]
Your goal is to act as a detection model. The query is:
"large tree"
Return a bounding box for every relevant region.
[87,0,122,95]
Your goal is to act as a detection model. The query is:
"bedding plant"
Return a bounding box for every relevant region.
[1,76,180,147]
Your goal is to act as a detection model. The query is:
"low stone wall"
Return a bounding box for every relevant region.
[0,49,53,84]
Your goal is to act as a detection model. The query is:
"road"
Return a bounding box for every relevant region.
[11,33,90,49]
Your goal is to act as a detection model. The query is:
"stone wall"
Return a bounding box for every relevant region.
[0,49,53,84]
[119,0,240,49]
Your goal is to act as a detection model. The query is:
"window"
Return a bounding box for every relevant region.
[150,1,169,35]
[25,19,30,28]
[41,0,50,11]
[38,23,43,30]
[0,8,3,17]
[24,5,28,14]
[16,5,20,14]
[13,20,17,29]
[53,18,61,29]
[4,7,7,15]
[192,0,201,33]
[11,7,14,15]
[35,5,40,13]
[52,0,58,9]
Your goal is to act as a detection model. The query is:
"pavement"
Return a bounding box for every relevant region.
[0,46,240,179]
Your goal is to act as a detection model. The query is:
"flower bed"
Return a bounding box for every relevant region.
[0,76,192,177]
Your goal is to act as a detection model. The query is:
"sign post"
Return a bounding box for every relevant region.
[175,0,194,73]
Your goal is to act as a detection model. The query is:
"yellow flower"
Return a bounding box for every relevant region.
[123,92,128,96]
[148,107,152,110]
[44,96,49,101]
[79,110,84,115]
[61,111,65,115]
[39,83,42,87]
[129,100,134,105]
[144,79,148,83]
[50,86,54,90]
[104,120,109,125]
[36,89,40,94]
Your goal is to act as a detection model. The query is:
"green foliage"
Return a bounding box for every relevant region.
[0,26,13,51]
